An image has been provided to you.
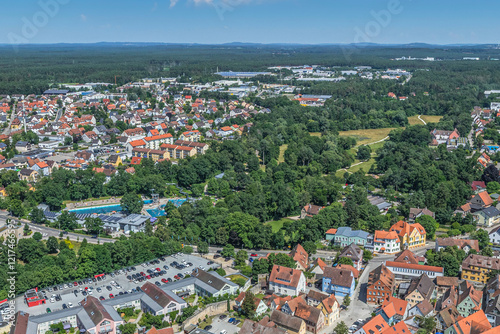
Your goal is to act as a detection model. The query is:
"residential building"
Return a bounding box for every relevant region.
[339,243,364,270]
[160,143,196,159]
[235,292,269,316]
[435,237,479,254]
[385,261,444,279]
[325,228,337,241]
[18,168,38,182]
[300,204,324,219]
[455,281,482,317]
[281,296,325,334]
[375,297,408,325]
[354,314,389,334]
[404,274,436,308]
[239,318,287,334]
[435,276,459,297]
[436,306,461,332]
[407,299,434,318]
[316,295,339,327]
[174,140,209,155]
[108,155,122,167]
[270,310,306,334]
[490,226,500,245]
[290,244,309,271]
[367,265,395,305]
[331,227,371,247]
[474,206,500,227]
[131,148,169,162]
[408,207,435,222]
[371,230,400,254]
[141,282,187,315]
[309,258,327,278]
[462,254,500,284]
[389,220,426,250]
[444,310,491,334]
[269,265,306,297]
[321,267,355,298]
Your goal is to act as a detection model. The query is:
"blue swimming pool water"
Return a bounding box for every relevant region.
[69,198,188,216]
[70,199,159,215]
[146,199,187,217]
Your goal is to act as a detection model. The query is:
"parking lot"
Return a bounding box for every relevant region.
[14,253,220,316]
[209,316,241,334]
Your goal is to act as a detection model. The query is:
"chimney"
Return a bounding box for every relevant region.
[277,266,280,272]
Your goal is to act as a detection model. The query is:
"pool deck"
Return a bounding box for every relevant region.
[142,197,185,216]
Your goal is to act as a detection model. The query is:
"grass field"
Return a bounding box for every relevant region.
[408,115,443,126]
[278,144,288,163]
[265,218,293,233]
[309,132,322,137]
[338,128,395,146]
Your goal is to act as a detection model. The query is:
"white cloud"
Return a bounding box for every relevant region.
[170,0,179,7]
[80,14,87,22]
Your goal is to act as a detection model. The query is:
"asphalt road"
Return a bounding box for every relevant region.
[14,253,219,316]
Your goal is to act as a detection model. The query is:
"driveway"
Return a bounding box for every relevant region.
[210,317,240,334]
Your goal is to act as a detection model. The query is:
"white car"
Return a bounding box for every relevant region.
[68,302,73,308]
[50,298,55,303]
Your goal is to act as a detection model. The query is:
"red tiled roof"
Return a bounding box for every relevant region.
[385,261,444,273]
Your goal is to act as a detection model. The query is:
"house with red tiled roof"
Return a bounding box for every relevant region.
[281,296,325,334]
[179,130,201,142]
[325,228,337,241]
[269,265,306,297]
[300,204,324,219]
[130,157,142,165]
[126,139,147,153]
[385,260,444,279]
[390,220,426,250]
[310,258,327,277]
[372,230,401,254]
[146,327,174,334]
[367,264,395,305]
[380,321,410,334]
[471,181,487,193]
[289,244,308,271]
[354,314,389,334]
[445,310,491,334]
[376,296,408,325]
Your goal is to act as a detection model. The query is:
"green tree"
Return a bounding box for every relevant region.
[241,291,256,318]
[57,211,78,231]
[363,249,373,261]
[118,324,137,334]
[23,223,30,235]
[235,250,248,267]
[302,241,317,255]
[84,217,104,235]
[221,244,235,258]
[416,215,439,240]
[334,321,349,334]
[9,199,25,217]
[32,232,43,241]
[471,229,489,249]
[338,257,354,266]
[120,193,143,214]
[29,208,46,224]
[356,145,372,160]
[343,295,351,308]
[198,241,209,254]
[46,236,59,254]
[487,181,500,194]
[417,316,436,333]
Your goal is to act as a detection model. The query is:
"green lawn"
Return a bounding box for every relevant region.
[278,144,288,163]
[265,218,292,233]
[408,115,443,126]
[338,128,395,146]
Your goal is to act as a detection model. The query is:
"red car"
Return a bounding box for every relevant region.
[146,275,152,279]
[109,293,114,298]
[161,278,168,283]
[156,268,161,272]
[73,282,78,286]
[250,253,258,257]
[174,275,180,280]
[140,272,145,276]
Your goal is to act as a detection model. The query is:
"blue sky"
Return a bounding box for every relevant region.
[3,0,500,44]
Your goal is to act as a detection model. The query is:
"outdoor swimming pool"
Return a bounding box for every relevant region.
[69,199,170,215]
[146,199,187,217]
